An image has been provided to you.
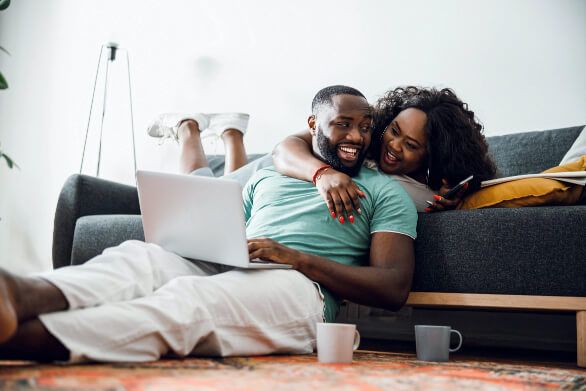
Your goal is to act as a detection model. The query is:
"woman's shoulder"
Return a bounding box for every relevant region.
[359,165,435,212]
[390,175,435,212]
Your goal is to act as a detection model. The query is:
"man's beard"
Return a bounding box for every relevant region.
[316,127,365,177]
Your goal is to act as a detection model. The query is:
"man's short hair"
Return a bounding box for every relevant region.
[311,85,366,116]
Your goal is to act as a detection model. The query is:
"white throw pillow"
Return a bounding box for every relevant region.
[560,126,586,165]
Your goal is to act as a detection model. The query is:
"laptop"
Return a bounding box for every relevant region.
[136,170,292,269]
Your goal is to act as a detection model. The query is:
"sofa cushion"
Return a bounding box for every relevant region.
[413,205,586,296]
[69,208,586,298]
[71,215,144,265]
[487,126,583,177]
[459,156,586,209]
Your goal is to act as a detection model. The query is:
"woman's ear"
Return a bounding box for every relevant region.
[308,115,317,135]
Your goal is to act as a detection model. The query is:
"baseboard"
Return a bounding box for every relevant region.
[337,305,577,352]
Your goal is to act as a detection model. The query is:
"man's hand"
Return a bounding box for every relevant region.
[425,179,467,212]
[316,169,366,224]
[248,232,414,311]
[248,238,300,268]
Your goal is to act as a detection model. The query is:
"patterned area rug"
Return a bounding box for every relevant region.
[0,351,584,390]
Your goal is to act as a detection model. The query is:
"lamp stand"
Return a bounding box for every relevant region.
[79,43,137,179]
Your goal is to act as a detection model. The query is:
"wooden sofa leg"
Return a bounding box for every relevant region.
[578,311,585,368]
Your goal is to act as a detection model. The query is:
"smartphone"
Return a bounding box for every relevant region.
[441,175,474,200]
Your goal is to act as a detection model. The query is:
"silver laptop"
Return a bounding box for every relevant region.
[136,170,292,269]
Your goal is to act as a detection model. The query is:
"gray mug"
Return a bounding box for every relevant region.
[415,325,463,362]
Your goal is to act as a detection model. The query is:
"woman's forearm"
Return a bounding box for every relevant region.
[272,131,325,182]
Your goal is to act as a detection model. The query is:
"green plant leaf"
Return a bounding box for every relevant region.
[0,152,18,170]
[0,0,11,11]
[0,72,7,89]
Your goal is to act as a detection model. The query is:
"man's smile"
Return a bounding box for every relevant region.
[337,144,362,162]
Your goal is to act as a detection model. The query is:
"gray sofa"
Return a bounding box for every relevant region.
[52,126,586,362]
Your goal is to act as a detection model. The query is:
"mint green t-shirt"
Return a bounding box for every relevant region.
[242,166,417,322]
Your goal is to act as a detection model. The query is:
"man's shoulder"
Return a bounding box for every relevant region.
[356,167,418,238]
[246,165,278,184]
[355,166,400,190]
[245,165,302,190]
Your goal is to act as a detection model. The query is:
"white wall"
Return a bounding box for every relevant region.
[0,0,584,273]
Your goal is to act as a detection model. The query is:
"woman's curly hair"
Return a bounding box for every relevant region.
[370,86,497,191]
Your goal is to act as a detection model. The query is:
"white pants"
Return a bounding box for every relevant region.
[38,240,324,363]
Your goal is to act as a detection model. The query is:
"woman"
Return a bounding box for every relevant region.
[148,86,496,216]
[272,86,497,218]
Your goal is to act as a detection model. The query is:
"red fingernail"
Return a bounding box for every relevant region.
[359,191,366,198]
[424,208,431,213]
[349,215,355,224]
[433,195,442,201]
[331,211,336,218]
[339,216,345,224]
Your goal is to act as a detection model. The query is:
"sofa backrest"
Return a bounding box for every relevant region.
[486,126,583,177]
[207,126,584,179]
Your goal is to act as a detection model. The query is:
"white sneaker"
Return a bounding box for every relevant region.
[205,113,250,138]
[146,113,211,142]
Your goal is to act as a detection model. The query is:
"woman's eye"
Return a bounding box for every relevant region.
[337,122,350,128]
[406,142,417,150]
[391,127,399,135]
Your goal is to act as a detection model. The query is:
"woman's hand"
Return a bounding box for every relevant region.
[248,238,300,268]
[425,179,467,212]
[315,169,366,224]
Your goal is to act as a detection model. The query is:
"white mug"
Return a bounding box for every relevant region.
[316,323,361,363]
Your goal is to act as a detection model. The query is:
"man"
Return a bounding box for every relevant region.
[0,85,417,362]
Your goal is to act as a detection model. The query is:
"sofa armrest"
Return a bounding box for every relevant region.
[71,215,144,265]
[52,174,140,269]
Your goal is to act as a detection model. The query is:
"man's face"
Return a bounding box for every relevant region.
[310,94,372,177]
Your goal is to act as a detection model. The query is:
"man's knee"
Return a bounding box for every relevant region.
[102,240,153,256]
[158,275,202,293]
[87,240,157,271]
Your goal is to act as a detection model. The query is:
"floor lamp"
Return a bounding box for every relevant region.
[79,42,137,179]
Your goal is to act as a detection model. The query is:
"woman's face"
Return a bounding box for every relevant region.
[378,108,428,181]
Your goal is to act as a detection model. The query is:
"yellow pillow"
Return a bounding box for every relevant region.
[459,155,586,209]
